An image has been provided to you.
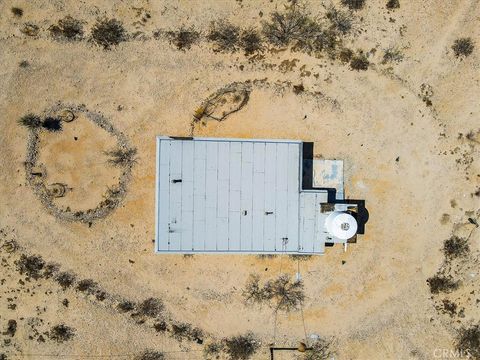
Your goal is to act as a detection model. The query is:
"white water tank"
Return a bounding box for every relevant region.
[325,211,358,240]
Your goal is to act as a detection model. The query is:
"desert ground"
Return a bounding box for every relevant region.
[0,0,479,359]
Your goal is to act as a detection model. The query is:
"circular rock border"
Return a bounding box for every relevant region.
[24,102,135,224]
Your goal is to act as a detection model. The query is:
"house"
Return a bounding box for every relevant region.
[155,136,366,254]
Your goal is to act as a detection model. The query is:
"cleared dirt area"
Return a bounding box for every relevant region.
[0,1,479,359]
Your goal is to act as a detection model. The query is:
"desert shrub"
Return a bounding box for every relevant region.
[55,271,76,289]
[91,18,127,49]
[11,7,23,17]
[204,341,223,358]
[427,275,459,294]
[457,325,480,359]
[443,236,469,259]
[42,117,62,132]
[289,254,312,261]
[240,28,263,55]
[43,262,60,278]
[452,38,474,58]
[5,320,17,337]
[207,21,240,52]
[341,0,366,10]
[153,321,167,332]
[117,300,136,312]
[165,26,200,50]
[386,0,400,9]
[382,46,403,63]
[338,48,354,62]
[16,254,45,279]
[18,114,41,129]
[224,333,259,360]
[441,299,457,316]
[326,7,353,34]
[105,148,137,167]
[303,338,335,360]
[171,322,204,344]
[76,279,98,293]
[243,273,305,311]
[49,324,75,343]
[350,53,369,70]
[138,297,164,317]
[21,23,39,36]
[49,16,83,41]
[136,350,165,360]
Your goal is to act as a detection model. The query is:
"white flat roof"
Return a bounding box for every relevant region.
[155,136,345,254]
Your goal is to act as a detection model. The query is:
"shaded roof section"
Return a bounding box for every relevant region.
[155,137,308,253]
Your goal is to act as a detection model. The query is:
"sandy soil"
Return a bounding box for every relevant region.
[0,0,479,359]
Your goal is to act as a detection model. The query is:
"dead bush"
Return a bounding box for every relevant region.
[138,297,164,317]
[443,236,469,259]
[427,275,459,294]
[91,18,127,49]
[49,16,83,41]
[244,273,305,311]
[165,26,200,50]
[262,9,312,47]
[457,325,480,359]
[224,333,259,360]
[18,114,42,129]
[117,300,136,312]
[452,38,474,58]
[207,21,240,52]
[16,254,45,279]
[49,324,75,343]
[341,0,366,10]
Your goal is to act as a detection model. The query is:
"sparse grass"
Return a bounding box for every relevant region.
[11,7,23,17]
[452,38,474,58]
[427,274,459,294]
[138,297,164,317]
[105,148,137,167]
[243,273,305,311]
[49,324,75,343]
[240,28,263,55]
[350,53,369,70]
[304,338,335,360]
[341,0,366,10]
[55,271,76,289]
[16,254,45,279]
[42,117,62,132]
[326,7,353,34]
[443,236,469,259]
[224,333,259,360]
[386,0,400,10]
[165,26,200,50]
[457,325,480,359]
[382,46,403,63]
[18,114,42,129]
[91,18,127,49]
[136,350,165,360]
[207,21,240,52]
[49,16,83,41]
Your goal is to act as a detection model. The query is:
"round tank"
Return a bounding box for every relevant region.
[325,211,358,240]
